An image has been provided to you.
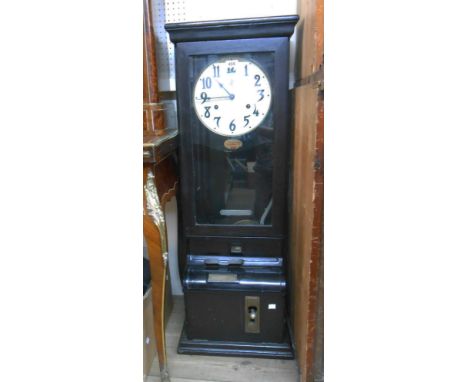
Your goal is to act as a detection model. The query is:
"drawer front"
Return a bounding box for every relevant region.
[188,236,284,257]
[185,289,285,343]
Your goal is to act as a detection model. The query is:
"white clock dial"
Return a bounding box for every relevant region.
[193,58,272,136]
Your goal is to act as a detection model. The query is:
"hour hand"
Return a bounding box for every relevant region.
[216,80,235,100]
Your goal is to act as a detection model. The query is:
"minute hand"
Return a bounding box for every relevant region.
[216,80,235,100]
[206,96,232,102]
[195,95,232,102]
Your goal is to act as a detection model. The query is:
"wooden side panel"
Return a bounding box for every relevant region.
[295,0,324,80]
[306,96,323,382]
[290,1,324,380]
[289,84,319,380]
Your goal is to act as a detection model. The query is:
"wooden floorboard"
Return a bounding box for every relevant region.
[146,377,214,382]
[147,296,299,382]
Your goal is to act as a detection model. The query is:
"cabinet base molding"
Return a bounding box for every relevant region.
[177,324,294,359]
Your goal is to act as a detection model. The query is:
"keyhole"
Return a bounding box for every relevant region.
[248,307,257,322]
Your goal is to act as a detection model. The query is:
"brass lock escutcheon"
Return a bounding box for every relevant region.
[244,296,260,333]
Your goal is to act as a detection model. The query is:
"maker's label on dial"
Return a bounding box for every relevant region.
[224,138,243,150]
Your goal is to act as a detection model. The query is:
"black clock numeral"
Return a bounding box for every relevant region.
[229,119,236,132]
[201,77,212,89]
[254,74,261,86]
[204,106,211,118]
[213,65,220,78]
[214,117,221,127]
[227,67,236,74]
[244,65,249,76]
[253,106,259,117]
[200,92,208,103]
[243,115,250,127]
[257,89,265,102]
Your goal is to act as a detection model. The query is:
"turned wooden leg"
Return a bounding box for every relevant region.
[143,169,170,382]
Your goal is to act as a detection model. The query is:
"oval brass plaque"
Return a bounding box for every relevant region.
[224,139,243,150]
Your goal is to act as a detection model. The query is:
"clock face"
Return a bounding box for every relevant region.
[193,58,272,136]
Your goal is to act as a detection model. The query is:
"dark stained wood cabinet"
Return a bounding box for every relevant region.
[165,16,299,359]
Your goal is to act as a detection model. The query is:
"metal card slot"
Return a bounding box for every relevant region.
[219,209,253,216]
[204,258,244,266]
[207,273,238,283]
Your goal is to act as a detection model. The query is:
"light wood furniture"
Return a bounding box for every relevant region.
[143,155,177,382]
[289,0,324,381]
[143,0,178,380]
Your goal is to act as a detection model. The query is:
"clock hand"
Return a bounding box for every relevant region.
[205,97,232,102]
[216,80,235,100]
[195,95,232,102]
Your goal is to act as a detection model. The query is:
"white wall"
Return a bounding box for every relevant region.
[165,198,183,295]
[143,197,183,295]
